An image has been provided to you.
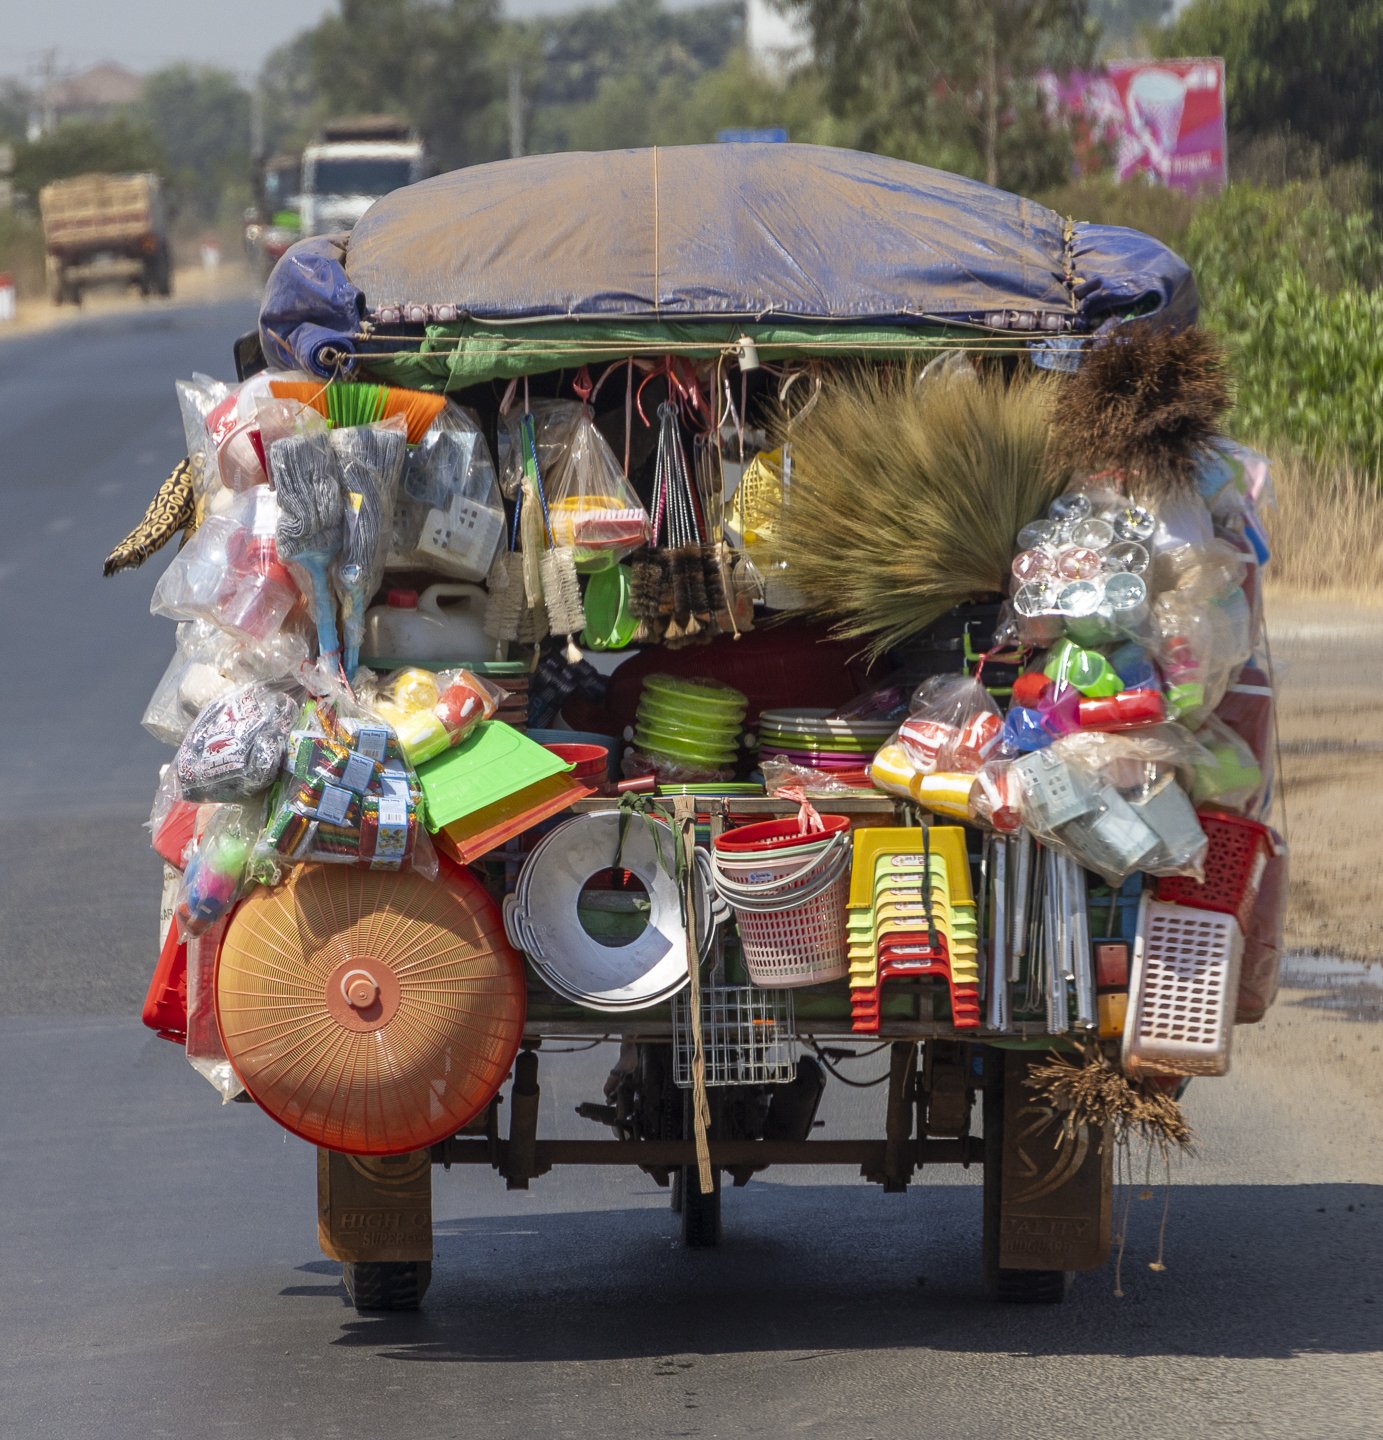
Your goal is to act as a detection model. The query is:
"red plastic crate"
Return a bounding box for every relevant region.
[142,920,188,1044]
[1156,811,1274,932]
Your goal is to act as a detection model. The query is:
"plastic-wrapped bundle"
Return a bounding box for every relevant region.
[257,699,435,875]
[150,488,299,644]
[330,419,406,674]
[869,675,1002,802]
[1003,730,1208,886]
[270,431,345,663]
[369,665,506,767]
[173,682,297,802]
[143,619,310,746]
[176,797,266,938]
[391,405,506,581]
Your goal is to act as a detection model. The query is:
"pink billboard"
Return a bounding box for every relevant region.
[1044,58,1227,193]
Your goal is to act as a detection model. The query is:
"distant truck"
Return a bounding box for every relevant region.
[245,152,303,278]
[298,116,427,239]
[38,171,172,306]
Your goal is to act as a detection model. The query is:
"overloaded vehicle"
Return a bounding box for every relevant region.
[109,143,1283,1313]
[40,170,172,305]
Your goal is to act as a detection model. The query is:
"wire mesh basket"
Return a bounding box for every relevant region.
[672,985,797,1088]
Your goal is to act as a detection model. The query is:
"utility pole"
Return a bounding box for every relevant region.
[507,60,524,159]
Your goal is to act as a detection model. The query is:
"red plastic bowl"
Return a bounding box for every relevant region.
[542,742,610,781]
[713,814,851,854]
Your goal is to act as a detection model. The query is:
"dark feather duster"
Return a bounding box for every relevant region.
[1051,323,1231,493]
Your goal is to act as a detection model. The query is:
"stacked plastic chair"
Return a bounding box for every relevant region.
[845,827,980,1033]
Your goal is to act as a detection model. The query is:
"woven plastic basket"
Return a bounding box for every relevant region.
[1123,897,1243,1078]
[711,832,851,987]
[1156,810,1273,933]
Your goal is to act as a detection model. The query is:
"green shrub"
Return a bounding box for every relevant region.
[1181,184,1383,467]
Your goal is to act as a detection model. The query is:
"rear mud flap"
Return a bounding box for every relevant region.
[999,1051,1112,1272]
[317,1149,433,1263]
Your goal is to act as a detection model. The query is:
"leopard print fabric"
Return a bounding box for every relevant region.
[102,456,198,575]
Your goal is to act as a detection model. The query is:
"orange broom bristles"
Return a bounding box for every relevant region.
[267,380,447,444]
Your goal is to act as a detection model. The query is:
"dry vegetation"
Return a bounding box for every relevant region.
[1263,449,1383,596]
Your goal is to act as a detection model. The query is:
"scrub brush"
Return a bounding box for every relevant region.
[541,545,587,664]
[270,431,344,664]
[629,548,667,644]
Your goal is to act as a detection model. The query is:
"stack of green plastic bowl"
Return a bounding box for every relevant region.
[633,675,748,776]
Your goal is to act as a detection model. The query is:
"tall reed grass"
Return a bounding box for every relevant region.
[1263,449,1383,595]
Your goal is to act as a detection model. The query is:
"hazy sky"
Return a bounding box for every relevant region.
[2,0,714,83]
[4,0,1190,85]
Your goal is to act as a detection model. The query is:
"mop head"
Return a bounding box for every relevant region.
[1050,323,1231,493]
[1024,1044,1195,1157]
[767,366,1063,659]
[273,433,344,561]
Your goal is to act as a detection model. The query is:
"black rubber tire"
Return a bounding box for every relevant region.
[342,1260,432,1313]
[982,1047,1072,1304]
[679,1163,721,1248]
[155,247,172,298]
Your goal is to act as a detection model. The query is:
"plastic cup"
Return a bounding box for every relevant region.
[1070,517,1115,551]
[1114,505,1156,543]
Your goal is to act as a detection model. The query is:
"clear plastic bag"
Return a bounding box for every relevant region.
[175,798,265,938]
[1151,588,1239,725]
[1190,713,1265,814]
[506,401,650,567]
[330,418,406,673]
[176,374,231,514]
[763,758,871,798]
[150,487,298,644]
[368,665,506,767]
[893,675,1003,775]
[1007,736,1206,885]
[390,404,506,582]
[257,699,435,875]
[143,621,311,747]
[184,916,244,1102]
[173,681,297,802]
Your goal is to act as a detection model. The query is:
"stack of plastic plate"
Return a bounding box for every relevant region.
[758,708,894,780]
[502,811,718,1013]
[844,827,980,1033]
[633,675,748,777]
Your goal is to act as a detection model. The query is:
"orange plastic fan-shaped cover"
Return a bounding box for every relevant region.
[217,863,526,1155]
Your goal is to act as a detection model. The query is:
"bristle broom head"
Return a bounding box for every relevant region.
[268,380,330,420]
[1050,323,1231,493]
[767,365,1063,660]
[382,387,449,444]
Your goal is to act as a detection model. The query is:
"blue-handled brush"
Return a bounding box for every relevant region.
[270,431,344,664]
[330,424,405,674]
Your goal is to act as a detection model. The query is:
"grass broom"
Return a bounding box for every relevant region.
[766,364,1065,660]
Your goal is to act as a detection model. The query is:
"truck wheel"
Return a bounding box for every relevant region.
[981,1047,1071,1304]
[342,1260,432,1313]
[679,1164,721,1248]
[155,247,173,298]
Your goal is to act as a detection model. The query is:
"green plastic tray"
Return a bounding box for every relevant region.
[417,720,570,829]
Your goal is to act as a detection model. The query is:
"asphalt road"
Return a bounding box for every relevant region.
[1,302,1380,1440]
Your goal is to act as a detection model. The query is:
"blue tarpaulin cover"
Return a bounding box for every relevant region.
[260,144,1196,373]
